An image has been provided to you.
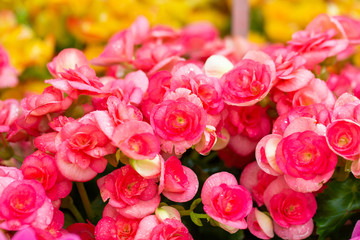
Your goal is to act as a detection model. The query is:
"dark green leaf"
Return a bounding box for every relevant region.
[314,176,360,239]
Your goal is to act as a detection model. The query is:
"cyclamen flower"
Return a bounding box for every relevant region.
[220,50,276,106]
[134,215,193,240]
[97,165,160,219]
[150,88,207,154]
[55,114,116,182]
[201,172,252,231]
[0,167,54,231]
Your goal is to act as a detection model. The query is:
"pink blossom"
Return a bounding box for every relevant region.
[161,156,199,202]
[67,222,95,240]
[0,167,54,231]
[334,16,360,45]
[269,47,314,92]
[194,125,217,155]
[21,151,72,201]
[240,161,277,206]
[97,165,160,219]
[292,78,335,109]
[0,99,20,133]
[201,172,252,230]
[107,96,143,125]
[150,88,207,154]
[255,134,283,176]
[134,215,193,240]
[274,219,314,240]
[112,120,160,160]
[21,87,72,117]
[47,48,89,78]
[326,119,360,160]
[288,14,348,68]
[220,50,276,106]
[246,208,274,239]
[224,105,271,140]
[0,45,18,88]
[55,115,116,182]
[263,177,316,229]
[276,130,337,192]
[46,65,104,99]
[95,215,138,240]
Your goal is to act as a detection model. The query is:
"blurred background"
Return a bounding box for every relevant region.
[0,0,359,98]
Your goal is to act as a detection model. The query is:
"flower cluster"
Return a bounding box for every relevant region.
[1,13,360,240]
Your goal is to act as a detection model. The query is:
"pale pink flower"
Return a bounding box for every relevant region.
[97,165,160,219]
[160,156,199,202]
[0,167,54,231]
[263,177,316,229]
[255,134,283,176]
[107,96,143,125]
[54,115,116,182]
[201,172,252,230]
[134,215,193,240]
[288,14,349,68]
[47,48,89,78]
[220,50,276,106]
[150,88,207,154]
[21,87,72,117]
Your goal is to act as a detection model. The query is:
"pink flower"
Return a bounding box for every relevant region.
[263,177,316,229]
[21,87,72,117]
[55,115,116,182]
[21,151,72,201]
[220,50,276,106]
[0,167,54,231]
[276,130,337,192]
[150,88,207,154]
[246,208,274,239]
[201,172,252,230]
[292,78,335,109]
[240,161,277,206]
[160,156,199,202]
[0,45,18,88]
[134,215,193,240]
[97,165,160,219]
[0,99,20,133]
[326,119,360,160]
[107,96,143,125]
[255,134,283,176]
[112,120,160,160]
[225,105,271,140]
[95,215,139,240]
[288,14,349,68]
[67,222,95,240]
[269,47,314,92]
[46,65,104,99]
[47,48,89,78]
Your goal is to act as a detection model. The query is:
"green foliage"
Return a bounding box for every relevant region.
[314,176,360,239]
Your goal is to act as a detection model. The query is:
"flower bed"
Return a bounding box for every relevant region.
[1,13,360,240]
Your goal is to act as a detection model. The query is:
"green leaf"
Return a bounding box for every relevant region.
[314,176,360,239]
[190,212,203,227]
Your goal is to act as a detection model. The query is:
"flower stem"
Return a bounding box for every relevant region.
[76,182,94,220]
[61,196,85,223]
